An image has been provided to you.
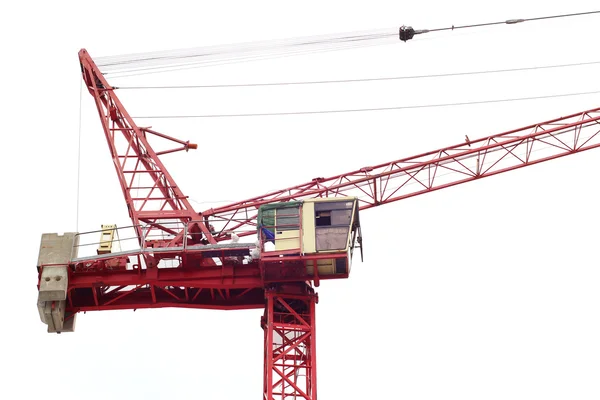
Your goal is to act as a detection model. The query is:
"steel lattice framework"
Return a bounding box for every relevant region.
[36,49,600,400]
[80,49,215,247]
[262,286,318,400]
[204,108,600,240]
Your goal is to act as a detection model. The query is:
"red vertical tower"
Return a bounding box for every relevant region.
[262,284,318,400]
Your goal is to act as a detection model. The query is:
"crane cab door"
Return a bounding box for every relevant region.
[258,202,302,254]
[273,206,301,251]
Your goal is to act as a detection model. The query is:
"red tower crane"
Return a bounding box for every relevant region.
[36,49,600,400]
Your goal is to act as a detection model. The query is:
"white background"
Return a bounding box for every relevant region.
[2,1,600,399]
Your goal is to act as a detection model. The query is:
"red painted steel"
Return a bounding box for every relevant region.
[78,49,214,247]
[39,48,600,400]
[204,107,600,241]
[60,244,345,312]
[262,285,318,400]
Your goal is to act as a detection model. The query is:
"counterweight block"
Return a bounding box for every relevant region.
[37,232,79,333]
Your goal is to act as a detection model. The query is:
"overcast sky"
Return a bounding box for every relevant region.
[3,1,600,399]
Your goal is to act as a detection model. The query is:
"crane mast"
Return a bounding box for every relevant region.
[36,49,600,400]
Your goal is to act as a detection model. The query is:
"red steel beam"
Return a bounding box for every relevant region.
[78,49,214,245]
[69,285,266,312]
[51,251,346,311]
[204,107,600,240]
[67,263,261,288]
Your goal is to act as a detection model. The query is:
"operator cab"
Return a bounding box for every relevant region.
[257,197,362,282]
